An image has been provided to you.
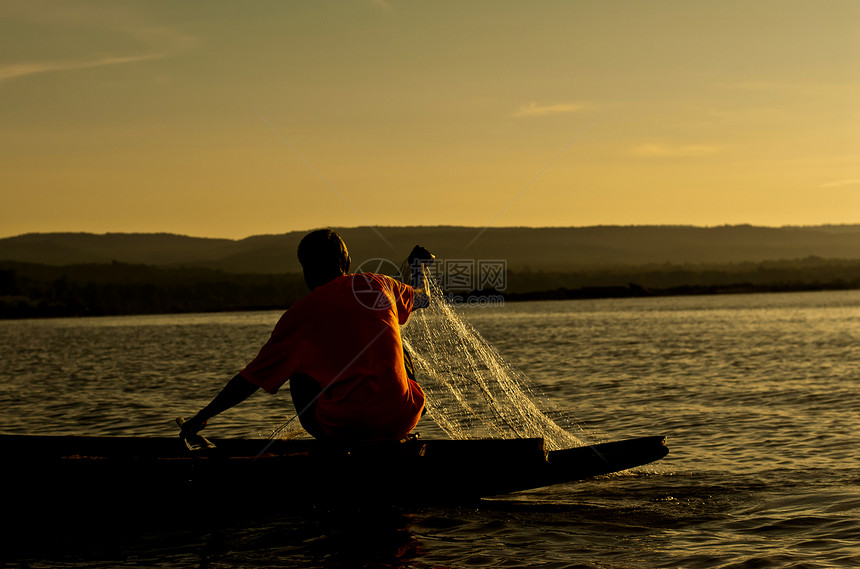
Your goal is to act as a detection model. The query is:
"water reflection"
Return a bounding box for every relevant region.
[198,507,422,569]
[7,505,425,569]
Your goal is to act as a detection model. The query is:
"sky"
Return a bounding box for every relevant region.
[1,0,858,239]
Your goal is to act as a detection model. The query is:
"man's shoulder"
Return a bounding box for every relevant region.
[344,272,400,288]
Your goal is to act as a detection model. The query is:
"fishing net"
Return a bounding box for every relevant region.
[401,272,591,451]
[270,266,592,450]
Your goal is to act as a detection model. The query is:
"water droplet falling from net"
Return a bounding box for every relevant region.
[403,276,593,451]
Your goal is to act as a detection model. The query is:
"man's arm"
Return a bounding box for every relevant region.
[180,373,260,434]
[407,245,435,308]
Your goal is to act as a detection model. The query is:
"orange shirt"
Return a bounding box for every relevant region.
[240,273,425,441]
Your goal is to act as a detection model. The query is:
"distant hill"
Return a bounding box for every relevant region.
[2,225,860,273]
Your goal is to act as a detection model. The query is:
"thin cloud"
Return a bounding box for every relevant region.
[514,102,589,118]
[819,178,860,189]
[3,1,196,50]
[0,54,166,83]
[0,1,194,85]
[631,142,723,158]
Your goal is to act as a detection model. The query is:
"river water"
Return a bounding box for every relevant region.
[1,290,859,568]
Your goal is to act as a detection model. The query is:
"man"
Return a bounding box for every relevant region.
[180,229,433,442]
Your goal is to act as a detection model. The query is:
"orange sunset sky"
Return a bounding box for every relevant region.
[1,1,858,239]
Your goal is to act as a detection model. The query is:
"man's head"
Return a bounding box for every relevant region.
[297,229,351,290]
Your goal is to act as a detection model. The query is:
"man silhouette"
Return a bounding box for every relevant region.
[180,229,433,442]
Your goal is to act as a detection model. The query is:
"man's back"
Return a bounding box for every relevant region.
[241,273,426,441]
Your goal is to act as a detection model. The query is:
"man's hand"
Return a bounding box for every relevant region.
[408,245,435,267]
[407,245,435,291]
[178,374,258,438]
[179,414,208,436]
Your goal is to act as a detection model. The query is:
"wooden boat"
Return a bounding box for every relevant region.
[2,433,667,517]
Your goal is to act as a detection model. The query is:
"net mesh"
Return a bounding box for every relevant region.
[402,275,592,451]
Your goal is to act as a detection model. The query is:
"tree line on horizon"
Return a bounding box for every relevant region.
[1,257,860,319]
[502,258,860,301]
[0,261,308,319]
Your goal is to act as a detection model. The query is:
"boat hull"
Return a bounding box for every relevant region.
[2,434,668,517]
